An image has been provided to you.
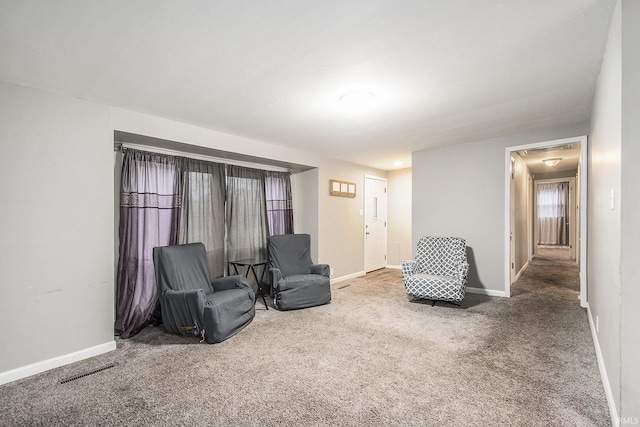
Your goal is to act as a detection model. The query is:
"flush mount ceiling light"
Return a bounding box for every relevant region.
[338,90,376,112]
[542,158,562,167]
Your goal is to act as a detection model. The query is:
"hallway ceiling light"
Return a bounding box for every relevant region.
[542,158,562,167]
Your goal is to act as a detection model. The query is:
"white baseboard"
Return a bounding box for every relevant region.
[0,340,116,386]
[466,287,508,298]
[385,265,402,270]
[331,271,366,284]
[587,304,619,427]
[514,260,530,282]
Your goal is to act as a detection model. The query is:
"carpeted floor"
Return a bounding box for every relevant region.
[0,248,610,426]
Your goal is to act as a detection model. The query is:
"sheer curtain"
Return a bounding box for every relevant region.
[179,158,226,278]
[265,171,294,236]
[116,149,182,338]
[537,182,569,245]
[226,166,269,270]
[116,150,292,338]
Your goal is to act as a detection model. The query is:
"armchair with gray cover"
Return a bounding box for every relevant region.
[267,234,331,310]
[402,236,469,306]
[153,242,255,343]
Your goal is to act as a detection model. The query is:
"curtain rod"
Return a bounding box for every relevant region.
[115,142,289,173]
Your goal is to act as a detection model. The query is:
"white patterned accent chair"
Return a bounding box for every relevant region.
[402,237,469,306]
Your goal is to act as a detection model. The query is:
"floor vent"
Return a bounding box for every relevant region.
[338,284,351,289]
[59,363,116,384]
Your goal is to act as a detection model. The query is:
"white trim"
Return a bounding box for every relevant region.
[505,150,514,297]
[331,271,366,284]
[505,135,588,306]
[587,304,619,427]
[385,264,402,269]
[0,340,116,386]
[514,260,530,282]
[578,138,588,308]
[364,174,387,181]
[466,287,508,298]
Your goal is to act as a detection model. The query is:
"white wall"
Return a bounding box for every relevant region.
[412,121,588,295]
[0,82,116,380]
[588,0,622,418]
[387,168,412,266]
[620,0,640,418]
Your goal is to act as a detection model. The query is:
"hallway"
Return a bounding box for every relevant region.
[522,246,579,292]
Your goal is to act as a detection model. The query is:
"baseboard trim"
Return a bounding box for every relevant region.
[466,287,508,298]
[514,260,530,282]
[331,271,366,284]
[587,304,619,427]
[385,265,402,270]
[0,340,117,386]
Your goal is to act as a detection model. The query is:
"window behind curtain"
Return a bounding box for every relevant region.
[226,166,270,267]
[265,171,294,236]
[116,149,182,338]
[537,182,569,245]
[116,150,294,337]
[179,158,226,278]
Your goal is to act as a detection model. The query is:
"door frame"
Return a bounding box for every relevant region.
[364,174,388,272]
[504,135,588,307]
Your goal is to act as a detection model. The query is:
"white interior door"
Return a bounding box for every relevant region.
[364,176,387,272]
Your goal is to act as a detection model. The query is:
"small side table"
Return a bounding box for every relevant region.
[228,259,269,310]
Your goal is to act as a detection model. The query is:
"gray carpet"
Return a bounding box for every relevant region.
[0,249,610,426]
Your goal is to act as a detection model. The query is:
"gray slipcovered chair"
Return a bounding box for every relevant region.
[402,236,469,306]
[267,234,331,310]
[153,242,255,343]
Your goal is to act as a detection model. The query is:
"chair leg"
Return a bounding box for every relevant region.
[431,300,437,307]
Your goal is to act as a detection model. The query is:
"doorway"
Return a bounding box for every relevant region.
[534,178,576,257]
[505,136,587,307]
[364,175,387,272]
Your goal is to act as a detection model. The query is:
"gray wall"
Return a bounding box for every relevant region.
[620,0,640,417]
[412,121,588,295]
[387,168,412,266]
[512,153,531,276]
[291,168,319,263]
[589,0,640,419]
[588,0,622,417]
[0,82,115,375]
[316,162,386,278]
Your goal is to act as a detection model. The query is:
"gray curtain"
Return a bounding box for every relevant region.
[226,166,269,276]
[537,182,569,245]
[116,151,289,338]
[116,149,182,338]
[179,159,226,278]
[265,171,294,236]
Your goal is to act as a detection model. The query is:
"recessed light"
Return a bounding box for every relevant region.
[394,160,403,167]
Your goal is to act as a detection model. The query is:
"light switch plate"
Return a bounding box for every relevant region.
[610,188,615,210]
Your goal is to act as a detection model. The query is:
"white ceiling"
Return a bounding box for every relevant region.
[0,1,616,170]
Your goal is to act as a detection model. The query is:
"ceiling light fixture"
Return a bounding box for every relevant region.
[542,158,562,167]
[338,90,376,111]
